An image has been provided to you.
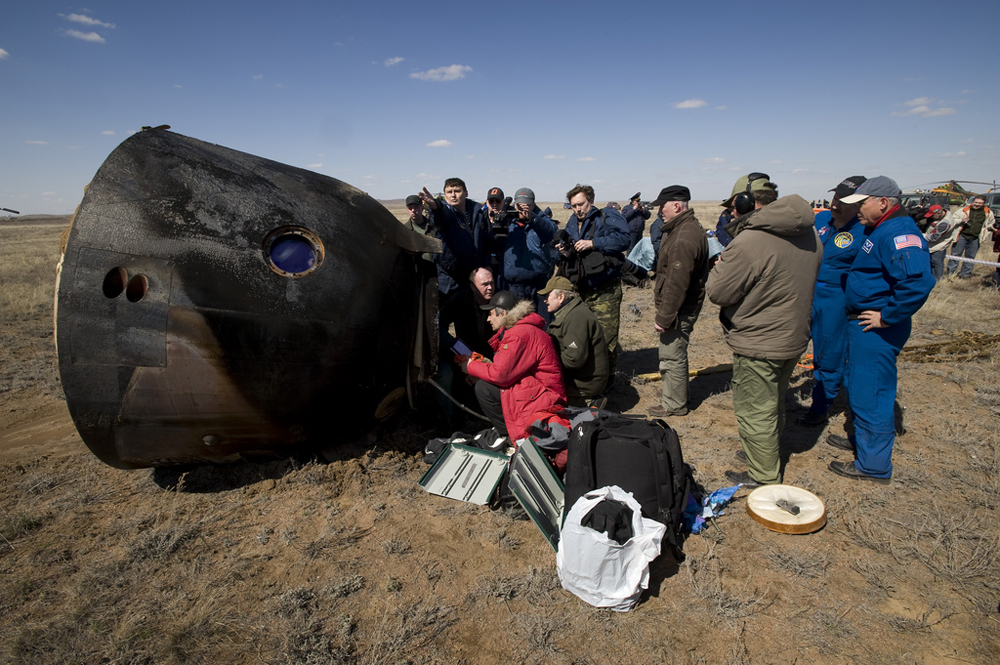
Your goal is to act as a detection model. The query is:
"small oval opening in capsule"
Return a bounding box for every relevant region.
[263,227,324,277]
[126,274,148,302]
[102,267,128,298]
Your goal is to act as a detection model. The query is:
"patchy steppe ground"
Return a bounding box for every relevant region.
[1,204,999,665]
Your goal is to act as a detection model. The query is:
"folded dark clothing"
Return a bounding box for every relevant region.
[582,498,634,545]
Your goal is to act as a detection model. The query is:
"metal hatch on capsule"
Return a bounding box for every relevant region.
[55,128,441,469]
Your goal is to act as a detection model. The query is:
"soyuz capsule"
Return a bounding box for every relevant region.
[55,129,440,469]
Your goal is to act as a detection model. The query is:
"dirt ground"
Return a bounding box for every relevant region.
[2,205,999,664]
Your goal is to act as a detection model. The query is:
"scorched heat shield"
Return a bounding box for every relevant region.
[55,128,440,469]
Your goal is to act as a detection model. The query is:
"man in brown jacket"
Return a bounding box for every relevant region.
[706,185,822,487]
[649,186,709,417]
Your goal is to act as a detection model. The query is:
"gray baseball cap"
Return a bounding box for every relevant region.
[514,187,535,205]
[839,176,901,204]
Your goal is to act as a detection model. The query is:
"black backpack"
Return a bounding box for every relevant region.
[563,413,690,560]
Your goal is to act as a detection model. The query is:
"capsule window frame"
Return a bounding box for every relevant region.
[262,226,325,278]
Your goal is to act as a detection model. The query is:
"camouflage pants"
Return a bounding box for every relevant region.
[580,279,622,375]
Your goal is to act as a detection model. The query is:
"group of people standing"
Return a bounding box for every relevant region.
[406,179,629,448]
[408,171,943,487]
[653,174,936,487]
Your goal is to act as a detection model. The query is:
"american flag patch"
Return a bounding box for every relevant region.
[893,234,922,250]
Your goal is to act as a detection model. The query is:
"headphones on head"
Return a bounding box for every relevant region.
[733,172,771,216]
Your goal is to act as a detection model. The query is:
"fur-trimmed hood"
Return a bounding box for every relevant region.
[500,300,538,329]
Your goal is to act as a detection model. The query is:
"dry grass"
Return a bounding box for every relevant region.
[3,213,1000,664]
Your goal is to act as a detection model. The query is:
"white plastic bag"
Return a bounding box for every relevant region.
[556,485,666,612]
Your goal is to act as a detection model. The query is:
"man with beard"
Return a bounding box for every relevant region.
[827,177,934,484]
[797,176,866,427]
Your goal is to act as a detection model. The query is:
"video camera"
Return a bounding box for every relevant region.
[489,196,517,239]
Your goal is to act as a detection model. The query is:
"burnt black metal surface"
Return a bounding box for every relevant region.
[56,129,440,468]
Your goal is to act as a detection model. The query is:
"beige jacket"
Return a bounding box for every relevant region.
[706,195,822,360]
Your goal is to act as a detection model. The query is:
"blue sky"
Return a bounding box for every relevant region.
[2,0,998,214]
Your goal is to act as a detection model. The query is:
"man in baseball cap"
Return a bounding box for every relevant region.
[838,175,902,205]
[827,176,933,485]
[494,186,559,322]
[539,275,609,407]
[797,176,865,428]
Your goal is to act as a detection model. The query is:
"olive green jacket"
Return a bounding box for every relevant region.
[546,296,609,399]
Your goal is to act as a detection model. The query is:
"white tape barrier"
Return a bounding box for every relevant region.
[943,254,1000,268]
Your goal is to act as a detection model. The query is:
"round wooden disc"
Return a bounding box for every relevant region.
[745,485,827,534]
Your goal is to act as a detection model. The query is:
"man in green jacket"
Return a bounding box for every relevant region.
[706,184,822,487]
[539,276,610,408]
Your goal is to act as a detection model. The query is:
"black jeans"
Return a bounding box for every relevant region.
[474,380,508,437]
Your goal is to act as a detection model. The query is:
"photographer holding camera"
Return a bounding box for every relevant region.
[557,184,630,375]
[622,192,650,253]
[489,187,558,321]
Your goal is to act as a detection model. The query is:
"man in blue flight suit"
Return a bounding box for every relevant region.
[828,176,934,484]
[797,176,866,427]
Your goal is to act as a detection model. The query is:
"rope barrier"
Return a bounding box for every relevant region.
[943,254,1000,268]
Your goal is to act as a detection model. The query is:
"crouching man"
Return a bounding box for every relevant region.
[463,291,567,447]
[538,276,610,408]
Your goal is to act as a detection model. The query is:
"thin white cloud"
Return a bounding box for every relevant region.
[102,130,115,135]
[410,64,472,82]
[715,105,727,111]
[961,138,974,144]
[426,139,452,148]
[577,157,597,162]
[174,84,182,88]
[894,97,956,117]
[63,29,105,43]
[42,191,56,196]
[384,57,404,67]
[674,99,707,109]
[65,14,115,29]
[941,151,966,158]
[0,49,9,59]
[893,104,955,117]
[543,155,565,160]
[363,175,381,180]
[253,74,263,80]
[26,140,49,145]
[702,157,725,164]
[307,163,323,168]
[793,168,809,173]
[960,89,975,94]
